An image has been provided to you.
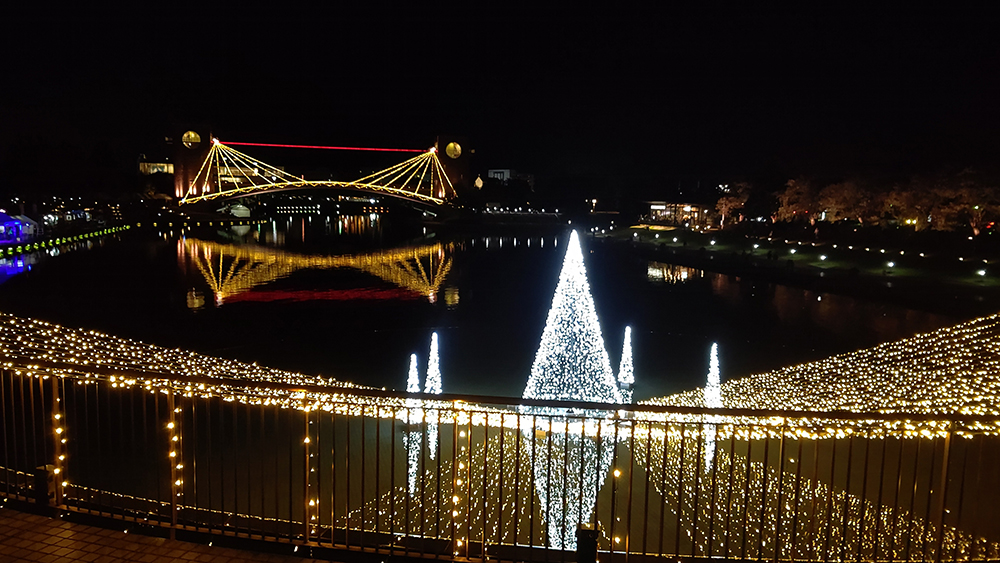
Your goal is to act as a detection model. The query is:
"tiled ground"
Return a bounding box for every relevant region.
[0,507,330,563]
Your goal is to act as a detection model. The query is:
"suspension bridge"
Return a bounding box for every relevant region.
[178,140,458,206]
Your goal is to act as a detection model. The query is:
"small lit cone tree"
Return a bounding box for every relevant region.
[618,326,635,404]
[404,353,422,494]
[424,332,441,460]
[522,230,624,549]
[703,342,723,471]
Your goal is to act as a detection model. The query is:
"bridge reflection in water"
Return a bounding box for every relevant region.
[178,238,454,306]
[1,308,1000,561]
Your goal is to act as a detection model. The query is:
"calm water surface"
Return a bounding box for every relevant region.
[0,217,964,400]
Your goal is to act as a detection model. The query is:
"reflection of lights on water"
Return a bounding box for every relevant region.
[647,262,700,283]
[184,238,454,305]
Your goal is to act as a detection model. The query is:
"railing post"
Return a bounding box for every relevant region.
[933,427,952,563]
[49,375,65,507]
[32,464,54,510]
[303,407,312,544]
[167,391,179,540]
[576,523,598,563]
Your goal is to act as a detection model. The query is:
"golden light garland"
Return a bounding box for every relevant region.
[179,141,456,205]
[182,238,454,304]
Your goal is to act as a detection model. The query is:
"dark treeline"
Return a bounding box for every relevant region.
[718,168,1000,237]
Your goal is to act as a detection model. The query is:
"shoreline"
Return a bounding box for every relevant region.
[598,233,1000,318]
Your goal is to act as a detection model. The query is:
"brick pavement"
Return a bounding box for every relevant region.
[0,507,330,563]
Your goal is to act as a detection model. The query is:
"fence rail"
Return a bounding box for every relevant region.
[2,368,999,562]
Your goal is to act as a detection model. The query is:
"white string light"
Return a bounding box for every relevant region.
[522,230,622,407]
[703,342,722,470]
[521,230,625,549]
[618,326,634,404]
[425,332,441,459]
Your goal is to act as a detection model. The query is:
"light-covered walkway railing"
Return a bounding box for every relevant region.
[2,366,999,562]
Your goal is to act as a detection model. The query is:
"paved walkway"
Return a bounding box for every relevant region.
[0,507,328,563]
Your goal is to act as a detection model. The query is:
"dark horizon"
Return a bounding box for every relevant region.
[4,5,1000,199]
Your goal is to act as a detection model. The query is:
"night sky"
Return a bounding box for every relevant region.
[4,5,1000,198]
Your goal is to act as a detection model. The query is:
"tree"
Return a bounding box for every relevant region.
[523,230,621,405]
[715,182,750,228]
[950,170,1000,235]
[773,177,816,223]
[884,180,939,231]
[817,181,884,225]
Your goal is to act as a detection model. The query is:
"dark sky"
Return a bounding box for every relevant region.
[4,5,1000,194]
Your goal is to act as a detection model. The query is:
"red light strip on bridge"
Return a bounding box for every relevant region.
[221,141,425,153]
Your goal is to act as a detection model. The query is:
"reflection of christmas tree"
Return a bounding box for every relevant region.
[523,230,622,405]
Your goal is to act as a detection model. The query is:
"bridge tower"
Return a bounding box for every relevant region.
[172,125,214,199]
[436,134,472,195]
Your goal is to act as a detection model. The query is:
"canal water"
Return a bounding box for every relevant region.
[0,216,964,401]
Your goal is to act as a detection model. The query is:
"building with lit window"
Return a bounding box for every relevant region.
[644,201,713,229]
[0,213,25,243]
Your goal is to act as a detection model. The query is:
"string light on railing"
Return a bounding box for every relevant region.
[644,314,1000,431]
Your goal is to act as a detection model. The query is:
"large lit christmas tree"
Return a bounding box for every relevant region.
[522,230,624,549]
[522,230,622,405]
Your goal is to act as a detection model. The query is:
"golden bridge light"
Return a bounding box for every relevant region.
[185,238,454,305]
[179,141,456,205]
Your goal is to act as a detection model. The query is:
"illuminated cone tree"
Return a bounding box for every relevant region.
[703,342,722,470]
[618,326,635,404]
[523,230,622,405]
[404,353,422,494]
[424,332,441,459]
[523,230,623,549]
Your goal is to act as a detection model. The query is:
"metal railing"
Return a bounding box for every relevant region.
[2,366,999,562]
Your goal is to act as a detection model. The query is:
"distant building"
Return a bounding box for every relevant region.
[645,201,713,229]
[138,162,174,175]
[0,213,25,243]
[171,126,215,199]
[487,169,535,189]
[14,216,39,238]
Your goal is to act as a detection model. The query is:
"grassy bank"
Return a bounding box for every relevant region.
[597,225,1000,317]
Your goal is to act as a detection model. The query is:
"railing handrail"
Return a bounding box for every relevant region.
[8,358,1000,425]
